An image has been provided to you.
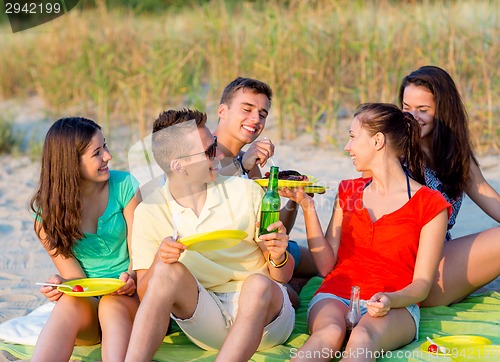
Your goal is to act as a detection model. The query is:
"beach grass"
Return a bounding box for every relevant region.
[0,117,25,155]
[0,0,498,153]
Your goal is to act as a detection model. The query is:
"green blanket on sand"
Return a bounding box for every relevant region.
[1,276,499,361]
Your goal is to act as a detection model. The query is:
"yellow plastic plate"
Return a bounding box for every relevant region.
[420,335,492,356]
[58,278,125,297]
[254,175,317,188]
[178,230,247,252]
[303,185,328,194]
[452,345,500,361]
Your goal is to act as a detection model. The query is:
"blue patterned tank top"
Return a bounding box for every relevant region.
[423,166,463,240]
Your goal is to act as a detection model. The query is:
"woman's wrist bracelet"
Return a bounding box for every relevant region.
[268,251,288,268]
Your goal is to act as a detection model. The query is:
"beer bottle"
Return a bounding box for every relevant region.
[259,166,281,236]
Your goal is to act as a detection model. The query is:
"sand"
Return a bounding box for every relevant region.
[0,128,498,361]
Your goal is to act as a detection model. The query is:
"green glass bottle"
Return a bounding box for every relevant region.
[259,166,281,236]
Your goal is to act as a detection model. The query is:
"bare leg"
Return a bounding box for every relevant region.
[422,226,500,307]
[285,284,301,310]
[287,245,319,309]
[343,308,415,362]
[124,261,198,362]
[215,274,285,362]
[99,294,139,362]
[31,296,100,362]
[291,299,347,362]
[295,245,318,277]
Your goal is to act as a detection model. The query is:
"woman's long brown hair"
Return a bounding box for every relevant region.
[30,117,101,258]
[398,65,477,199]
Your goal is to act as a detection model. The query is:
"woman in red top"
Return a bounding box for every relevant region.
[283,103,451,361]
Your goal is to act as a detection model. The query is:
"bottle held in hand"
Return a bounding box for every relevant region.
[345,285,361,340]
[259,166,281,236]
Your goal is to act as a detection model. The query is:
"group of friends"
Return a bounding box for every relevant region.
[29,66,500,362]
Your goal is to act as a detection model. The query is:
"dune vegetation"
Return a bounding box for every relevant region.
[0,0,498,153]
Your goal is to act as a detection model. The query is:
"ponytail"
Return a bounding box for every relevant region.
[402,112,425,184]
[355,103,425,185]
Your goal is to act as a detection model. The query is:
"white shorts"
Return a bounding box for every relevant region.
[171,279,295,351]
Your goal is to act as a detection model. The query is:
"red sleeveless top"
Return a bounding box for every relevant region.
[316,178,451,300]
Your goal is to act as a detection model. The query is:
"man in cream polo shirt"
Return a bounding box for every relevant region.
[125,109,295,362]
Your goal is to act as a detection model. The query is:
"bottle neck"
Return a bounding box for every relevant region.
[267,166,279,192]
[349,286,360,309]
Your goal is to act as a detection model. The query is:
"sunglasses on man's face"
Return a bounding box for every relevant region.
[177,136,217,161]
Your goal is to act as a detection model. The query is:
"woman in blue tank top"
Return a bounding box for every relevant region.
[399,65,500,307]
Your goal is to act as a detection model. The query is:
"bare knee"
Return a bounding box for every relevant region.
[241,274,276,302]
[346,325,374,350]
[149,261,192,292]
[57,295,98,324]
[54,296,100,345]
[312,323,345,349]
[99,295,138,321]
[99,294,123,309]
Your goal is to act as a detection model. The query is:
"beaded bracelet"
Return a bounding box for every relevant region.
[268,251,289,268]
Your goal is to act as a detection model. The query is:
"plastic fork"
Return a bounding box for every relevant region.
[35,282,88,291]
[263,137,276,166]
[172,211,181,241]
[36,282,73,289]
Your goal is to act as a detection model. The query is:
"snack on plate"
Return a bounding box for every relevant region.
[72,285,84,292]
[264,170,309,181]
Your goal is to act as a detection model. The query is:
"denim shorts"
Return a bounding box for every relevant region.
[286,240,301,271]
[308,292,420,341]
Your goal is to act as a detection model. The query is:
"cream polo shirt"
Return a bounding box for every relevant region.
[132,175,269,293]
